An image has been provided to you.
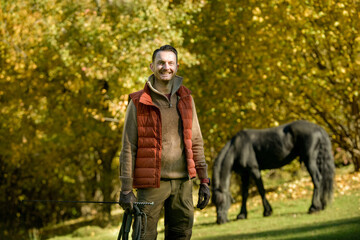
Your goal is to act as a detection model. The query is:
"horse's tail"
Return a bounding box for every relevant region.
[317,128,335,208]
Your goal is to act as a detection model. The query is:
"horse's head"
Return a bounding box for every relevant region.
[212,189,232,224]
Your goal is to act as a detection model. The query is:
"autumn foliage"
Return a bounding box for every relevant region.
[0,0,359,238]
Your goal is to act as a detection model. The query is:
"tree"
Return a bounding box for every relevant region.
[182,0,360,171]
[0,0,201,237]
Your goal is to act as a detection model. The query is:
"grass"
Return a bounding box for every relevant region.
[46,167,360,240]
[191,193,360,240]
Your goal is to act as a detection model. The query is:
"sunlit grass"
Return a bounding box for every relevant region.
[47,167,360,240]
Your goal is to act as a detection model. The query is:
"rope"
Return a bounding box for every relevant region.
[117,205,148,240]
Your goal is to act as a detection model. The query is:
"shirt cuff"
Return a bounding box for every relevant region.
[196,167,208,180]
[200,178,210,184]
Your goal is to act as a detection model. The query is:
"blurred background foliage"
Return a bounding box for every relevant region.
[0,0,359,238]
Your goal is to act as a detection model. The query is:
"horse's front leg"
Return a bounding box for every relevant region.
[237,171,250,220]
[251,168,273,217]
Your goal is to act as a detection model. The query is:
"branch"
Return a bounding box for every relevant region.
[92,115,119,123]
[304,93,350,139]
[93,0,102,14]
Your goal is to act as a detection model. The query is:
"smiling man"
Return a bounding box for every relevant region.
[119,45,210,240]
[151,48,178,81]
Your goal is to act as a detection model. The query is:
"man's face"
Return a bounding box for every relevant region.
[150,51,179,81]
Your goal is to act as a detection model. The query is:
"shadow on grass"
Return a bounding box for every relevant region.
[42,211,124,239]
[194,211,308,228]
[204,216,360,240]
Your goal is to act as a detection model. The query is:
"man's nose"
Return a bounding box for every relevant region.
[163,63,170,69]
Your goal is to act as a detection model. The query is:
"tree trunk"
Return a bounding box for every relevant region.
[353,150,360,172]
[100,156,113,224]
[97,145,119,226]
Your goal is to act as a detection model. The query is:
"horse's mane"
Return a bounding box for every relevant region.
[212,139,233,191]
[212,131,251,192]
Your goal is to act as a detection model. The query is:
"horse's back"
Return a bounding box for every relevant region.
[289,120,325,147]
[288,120,331,159]
[289,120,323,134]
[243,124,297,169]
[243,120,326,169]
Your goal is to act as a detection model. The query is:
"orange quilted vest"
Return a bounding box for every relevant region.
[129,83,196,188]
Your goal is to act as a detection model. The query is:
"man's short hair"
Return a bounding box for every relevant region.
[152,45,178,63]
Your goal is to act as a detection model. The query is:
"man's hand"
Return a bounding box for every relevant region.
[197,183,210,210]
[119,191,137,211]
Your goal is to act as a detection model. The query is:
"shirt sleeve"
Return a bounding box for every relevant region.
[119,100,138,192]
[191,96,209,180]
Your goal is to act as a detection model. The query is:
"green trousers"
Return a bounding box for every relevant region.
[137,179,194,240]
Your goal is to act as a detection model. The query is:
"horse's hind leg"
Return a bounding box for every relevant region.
[237,170,250,220]
[251,168,273,217]
[303,151,323,213]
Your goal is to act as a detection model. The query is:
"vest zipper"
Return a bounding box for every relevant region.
[160,93,172,108]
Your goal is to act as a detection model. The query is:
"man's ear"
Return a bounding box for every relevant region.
[150,63,154,72]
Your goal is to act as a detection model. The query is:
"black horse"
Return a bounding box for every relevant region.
[212,120,335,224]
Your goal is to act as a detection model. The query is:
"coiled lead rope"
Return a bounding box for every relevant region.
[118,202,153,240]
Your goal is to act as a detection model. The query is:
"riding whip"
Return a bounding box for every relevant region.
[22,199,154,205]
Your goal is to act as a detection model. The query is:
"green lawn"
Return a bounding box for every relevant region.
[191,193,360,240]
[46,169,360,240]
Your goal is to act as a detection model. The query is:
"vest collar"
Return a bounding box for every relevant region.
[139,84,153,106]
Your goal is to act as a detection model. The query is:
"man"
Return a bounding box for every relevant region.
[119,45,210,240]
